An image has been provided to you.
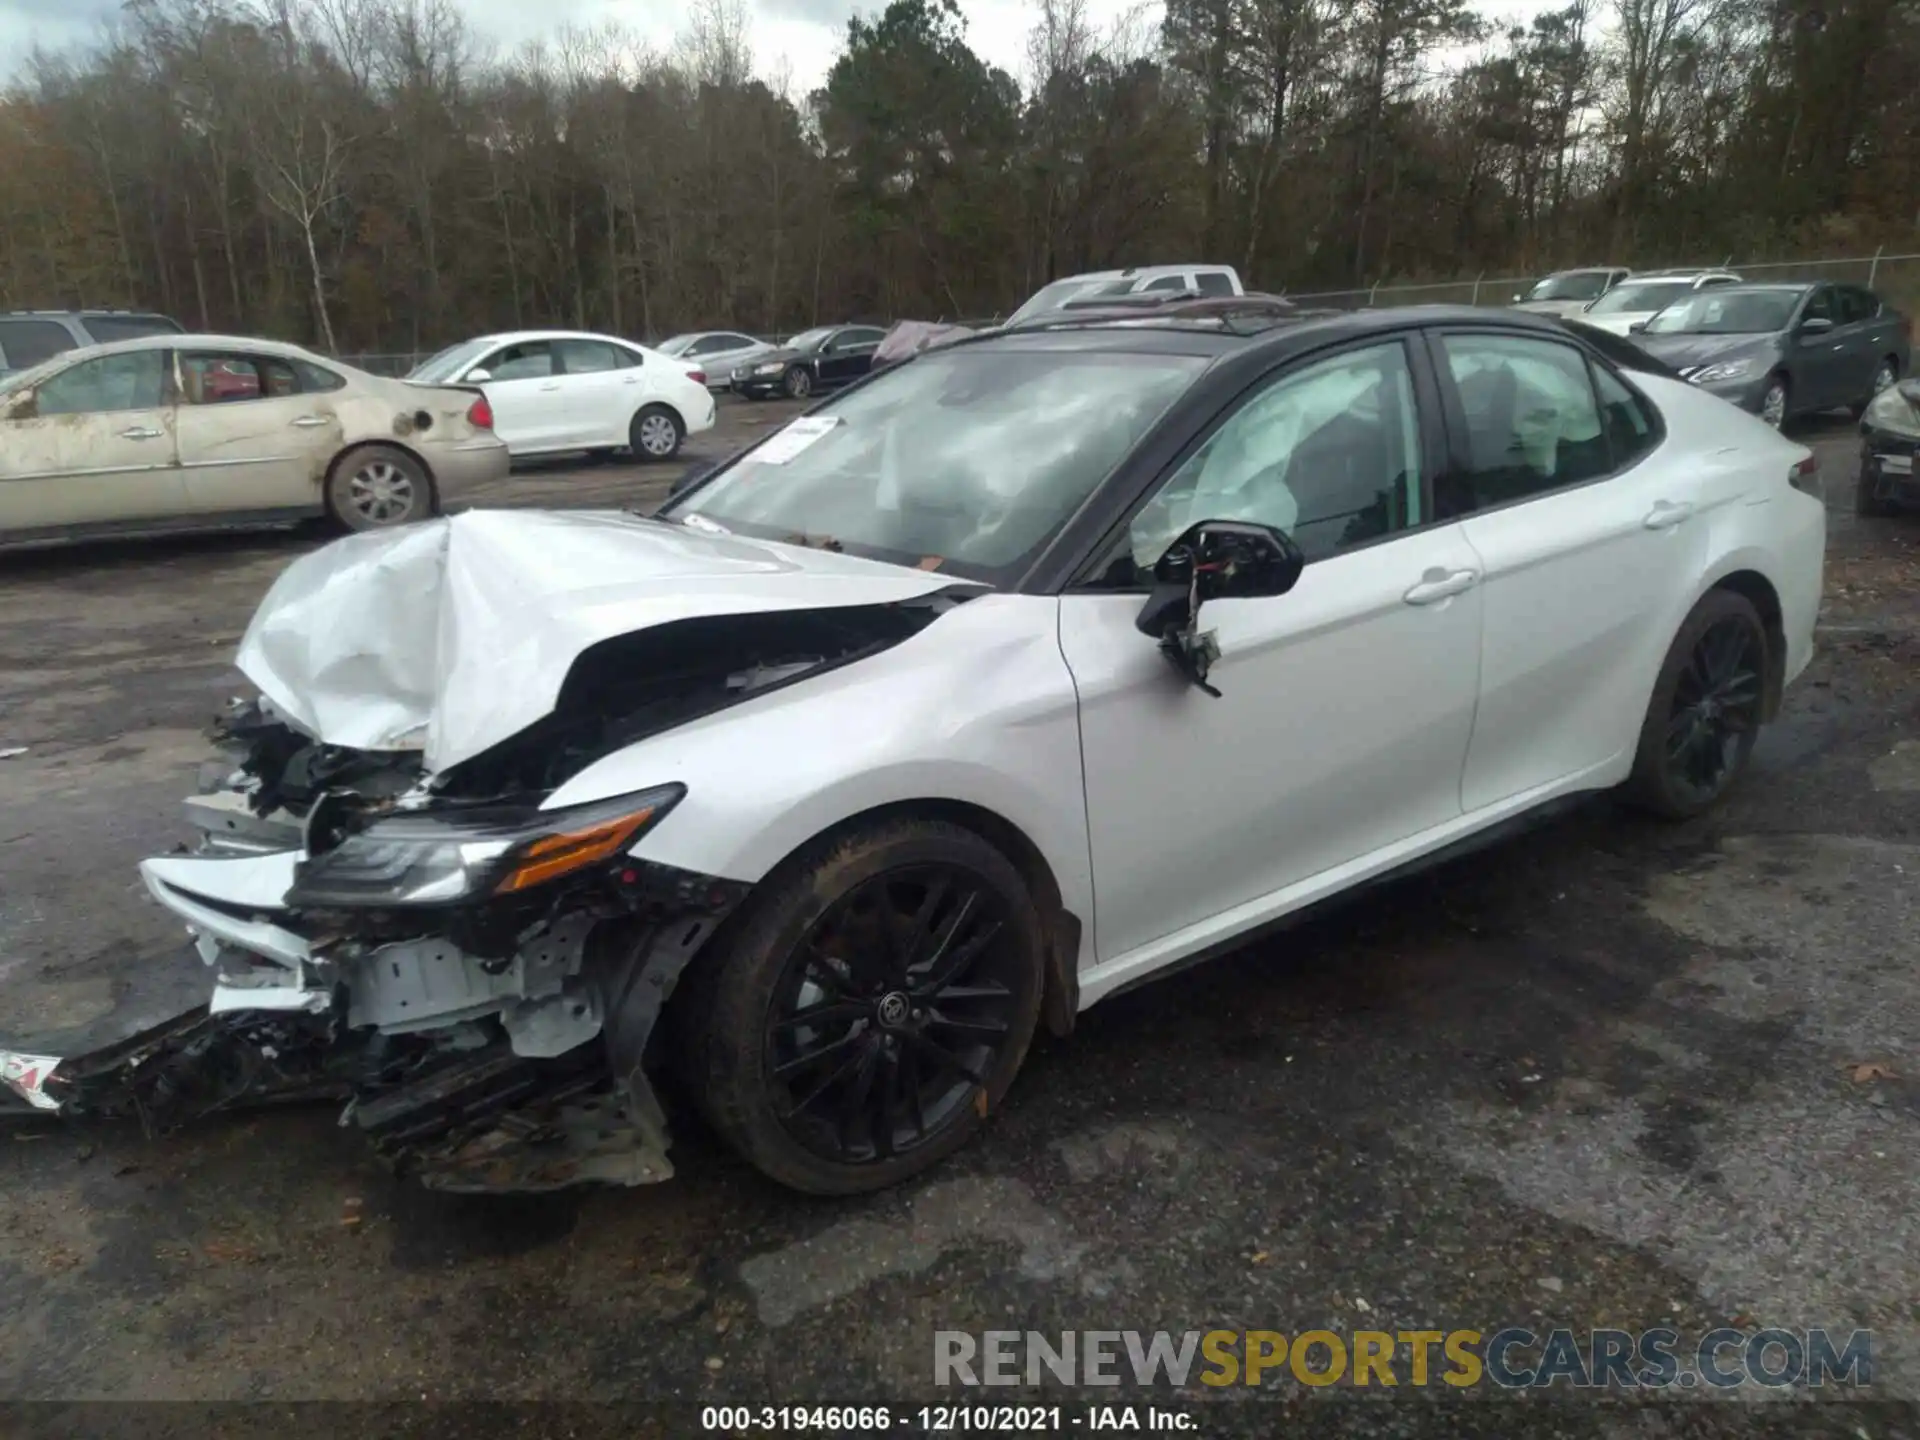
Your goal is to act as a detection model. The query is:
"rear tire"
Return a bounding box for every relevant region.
[629,405,684,461]
[325,444,434,532]
[676,817,1045,1195]
[1623,590,1769,820]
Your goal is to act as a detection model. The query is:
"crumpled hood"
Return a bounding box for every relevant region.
[1635,332,1776,373]
[235,509,960,772]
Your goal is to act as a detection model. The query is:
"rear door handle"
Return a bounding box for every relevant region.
[1644,500,1695,530]
[1403,568,1478,605]
[119,426,163,440]
[290,415,328,428]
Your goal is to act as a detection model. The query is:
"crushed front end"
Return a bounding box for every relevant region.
[19,695,751,1190]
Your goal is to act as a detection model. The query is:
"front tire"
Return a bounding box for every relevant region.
[1857,451,1900,518]
[1758,374,1789,429]
[1624,590,1769,820]
[678,818,1045,1194]
[783,366,813,400]
[630,404,684,461]
[325,444,433,532]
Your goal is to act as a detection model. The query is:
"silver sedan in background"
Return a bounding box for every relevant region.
[657,331,777,390]
[1634,281,1911,427]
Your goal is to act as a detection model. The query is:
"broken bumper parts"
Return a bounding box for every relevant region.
[4,763,746,1194]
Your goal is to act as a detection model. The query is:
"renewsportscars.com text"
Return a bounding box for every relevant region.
[934,1328,1872,1390]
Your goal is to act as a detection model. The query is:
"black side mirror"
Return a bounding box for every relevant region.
[1627,320,1647,334]
[1135,519,1305,695]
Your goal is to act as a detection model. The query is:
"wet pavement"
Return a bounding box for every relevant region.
[0,409,1916,1433]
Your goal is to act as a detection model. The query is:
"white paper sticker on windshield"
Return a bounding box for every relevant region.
[753,415,841,466]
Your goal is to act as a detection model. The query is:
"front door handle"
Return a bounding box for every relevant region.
[1644,500,1695,530]
[1403,568,1478,605]
[290,415,329,428]
[539,382,562,391]
[119,426,163,440]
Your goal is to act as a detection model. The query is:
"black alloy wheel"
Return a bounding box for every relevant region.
[1663,615,1764,802]
[764,867,1022,1167]
[676,819,1044,1193]
[1626,589,1769,819]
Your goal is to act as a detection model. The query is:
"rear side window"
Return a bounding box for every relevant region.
[1435,333,1611,516]
[83,314,182,343]
[1194,271,1236,297]
[295,361,347,392]
[0,319,76,370]
[180,353,301,404]
[1592,364,1659,469]
[555,338,624,374]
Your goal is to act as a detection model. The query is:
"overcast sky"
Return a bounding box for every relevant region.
[0,0,1553,94]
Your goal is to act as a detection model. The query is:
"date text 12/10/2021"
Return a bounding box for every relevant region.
[700,1406,1197,1431]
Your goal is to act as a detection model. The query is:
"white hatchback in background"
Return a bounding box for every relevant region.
[658,331,777,390]
[408,330,716,461]
[1579,270,1744,336]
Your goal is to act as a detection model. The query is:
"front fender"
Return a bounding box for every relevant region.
[542,593,1097,965]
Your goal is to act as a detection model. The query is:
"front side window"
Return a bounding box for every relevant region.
[1800,288,1835,325]
[669,348,1204,579]
[1127,342,1423,570]
[1838,287,1879,324]
[1145,276,1189,293]
[482,341,554,381]
[408,339,490,383]
[1436,334,1609,515]
[32,350,168,416]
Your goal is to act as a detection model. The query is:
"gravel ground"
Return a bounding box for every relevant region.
[0,402,1916,1437]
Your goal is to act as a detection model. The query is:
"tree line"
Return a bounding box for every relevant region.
[0,0,1914,355]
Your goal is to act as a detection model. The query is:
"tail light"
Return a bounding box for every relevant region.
[1788,454,1822,496]
[688,371,707,385]
[466,395,494,430]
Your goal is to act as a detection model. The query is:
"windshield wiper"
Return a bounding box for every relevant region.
[784,532,845,552]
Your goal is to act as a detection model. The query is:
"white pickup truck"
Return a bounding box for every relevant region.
[1007,264,1245,325]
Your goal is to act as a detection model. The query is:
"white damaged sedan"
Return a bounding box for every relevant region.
[3,306,1826,1195]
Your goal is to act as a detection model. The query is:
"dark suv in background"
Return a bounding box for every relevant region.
[0,310,184,377]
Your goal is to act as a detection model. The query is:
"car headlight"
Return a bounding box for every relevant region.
[752,361,785,376]
[286,786,685,908]
[1690,359,1753,385]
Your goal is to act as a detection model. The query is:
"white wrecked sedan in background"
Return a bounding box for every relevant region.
[2,306,1826,1195]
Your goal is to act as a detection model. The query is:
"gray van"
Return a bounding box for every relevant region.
[0,310,184,377]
